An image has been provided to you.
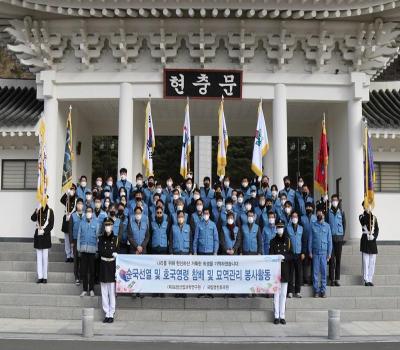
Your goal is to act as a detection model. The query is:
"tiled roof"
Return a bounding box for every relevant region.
[0,86,43,127]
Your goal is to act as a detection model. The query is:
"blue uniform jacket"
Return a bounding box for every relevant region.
[308,220,333,256]
[193,220,219,254]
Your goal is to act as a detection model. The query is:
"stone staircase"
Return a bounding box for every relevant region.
[0,241,400,323]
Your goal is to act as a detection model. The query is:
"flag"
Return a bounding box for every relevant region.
[251,101,269,177]
[180,100,191,178]
[143,100,156,177]
[61,106,74,194]
[36,116,48,208]
[217,97,229,177]
[364,126,376,209]
[314,117,328,195]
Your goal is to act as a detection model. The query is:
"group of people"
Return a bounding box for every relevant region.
[31,168,379,325]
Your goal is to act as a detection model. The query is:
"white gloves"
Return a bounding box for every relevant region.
[362,225,370,235]
[219,175,224,182]
[112,252,118,258]
[38,229,45,235]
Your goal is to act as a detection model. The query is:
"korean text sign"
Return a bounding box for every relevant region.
[116,254,282,294]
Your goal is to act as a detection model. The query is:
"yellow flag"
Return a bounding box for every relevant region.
[217,98,228,177]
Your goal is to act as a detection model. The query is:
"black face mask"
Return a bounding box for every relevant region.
[204,182,210,188]
[306,208,313,215]
[156,215,163,223]
[317,214,323,221]
[266,205,272,211]
[110,210,116,216]
[148,182,154,188]
[135,197,141,202]
[284,182,290,188]
[303,192,309,198]
[118,209,124,216]
[262,182,268,187]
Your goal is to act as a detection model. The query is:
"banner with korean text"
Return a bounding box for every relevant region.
[116,255,283,294]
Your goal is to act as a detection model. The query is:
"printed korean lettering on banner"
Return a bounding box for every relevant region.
[116,255,283,294]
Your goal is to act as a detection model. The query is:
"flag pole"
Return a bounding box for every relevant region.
[323,112,328,214]
[187,96,190,175]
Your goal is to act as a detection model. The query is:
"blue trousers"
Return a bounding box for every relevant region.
[312,254,327,293]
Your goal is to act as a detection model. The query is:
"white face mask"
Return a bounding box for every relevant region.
[298,182,304,188]
[292,217,298,224]
[96,181,102,187]
[217,201,223,208]
[271,190,278,197]
[173,194,179,200]
[203,214,210,221]
[136,179,143,186]
[177,205,184,211]
[120,175,127,181]
[77,204,83,212]
[224,181,230,187]
[156,188,162,194]
[247,217,254,224]
[232,195,237,202]
[238,197,244,204]
[193,194,200,200]
[106,181,113,187]
[332,201,339,208]
[86,212,92,220]
[104,192,110,198]
[269,218,275,225]
[104,202,110,208]
[196,205,203,212]
[242,182,248,188]
[245,204,252,211]
[80,181,87,188]
[167,181,173,187]
[95,202,101,209]
[277,228,284,235]
[86,195,92,201]
[251,192,257,198]
[178,218,185,225]
[226,204,233,211]
[259,200,266,207]
[186,184,192,191]
[135,214,142,221]
[281,199,287,206]
[227,218,234,225]
[105,225,112,234]
[285,207,292,214]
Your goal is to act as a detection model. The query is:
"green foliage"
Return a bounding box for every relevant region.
[0,47,33,79]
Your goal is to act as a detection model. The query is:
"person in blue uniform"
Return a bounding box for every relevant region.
[220,212,241,255]
[193,208,219,255]
[240,177,251,200]
[150,207,170,254]
[77,206,99,297]
[240,210,262,255]
[127,206,150,255]
[295,183,314,217]
[258,175,272,199]
[69,198,84,285]
[115,168,133,201]
[60,184,77,263]
[327,194,346,287]
[190,199,204,236]
[300,202,317,286]
[286,211,306,298]
[261,211,277,255]
[76,175,90,200]
[221,176,233,199]
[211,194,224,224]
[116,202,130,254]
[279,176,296,206]
[200,177,214,209]
[169,210,192,256]
[309,207,332,298]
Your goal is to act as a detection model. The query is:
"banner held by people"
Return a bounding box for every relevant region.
[315,115,329,196]
[116,254,283,294]
[180,98,191,178]
[36,115,48,209]
[364,123,376,210]
[251,100,269,177]
[61,105,74,194]
[143,97,156,177]
[217,96,229,178]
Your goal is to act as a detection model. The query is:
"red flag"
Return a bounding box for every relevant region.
[315,117,328,195]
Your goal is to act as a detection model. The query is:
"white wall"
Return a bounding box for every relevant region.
[0,144,38,239]
[374,193,400,241]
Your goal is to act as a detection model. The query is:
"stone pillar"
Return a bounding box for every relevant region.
[132,101,144,179]
[273,84,288,189]
[43,95,64,239]
[347,98,364,239]
[194,136,212,186]
[118,83,134,178]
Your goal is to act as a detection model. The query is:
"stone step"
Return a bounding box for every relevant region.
[0,242,65,252]
[0,271,75,283]
[0,293,399,311]
[2,282,400,298]
[341,264,400,275]
[1,304,400,322]
[0,251,67,262]
[0,261,73,273]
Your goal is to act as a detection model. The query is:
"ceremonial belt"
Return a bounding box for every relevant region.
[101,257,115,262]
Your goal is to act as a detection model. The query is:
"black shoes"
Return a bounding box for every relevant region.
[320,292,327,298]
[36,279,43,284]
[103,317,109,323]
[42,279,47,284]
[365,282,374,286]
[280,319,286,325]
[334,280,341,287]
[273,318,286,325]
[273,318,280,325]
[103,317,114,323]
